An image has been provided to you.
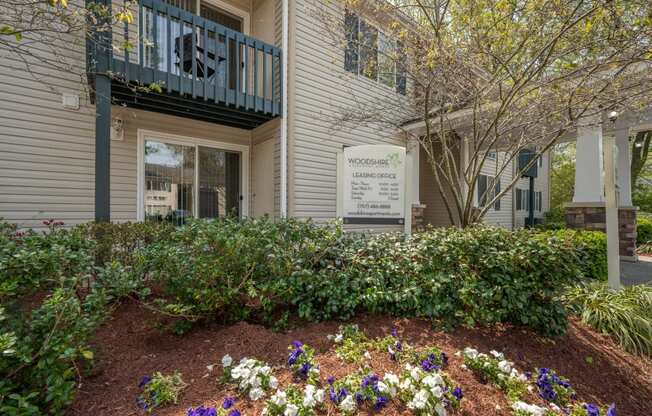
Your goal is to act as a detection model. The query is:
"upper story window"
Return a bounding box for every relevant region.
[486,151,497,160]
[344,10,407,95]
[200,2,243,32]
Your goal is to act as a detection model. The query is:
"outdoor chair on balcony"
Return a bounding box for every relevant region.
[174,32,224,80]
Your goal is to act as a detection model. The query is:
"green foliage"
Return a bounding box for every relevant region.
[563,282,652,356]
[462,348,528,403]
[550,143,576,210]
[540,206,566,230]
[539,229,607,281]
[137,219,579,336]
[636,217,652,245]
[137,372,187,411]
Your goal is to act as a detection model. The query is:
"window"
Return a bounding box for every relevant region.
[486,151,497,160]
[344,10,406,94]
[536,191,543,211]
[477,174,501,210]
[139,134,246,225]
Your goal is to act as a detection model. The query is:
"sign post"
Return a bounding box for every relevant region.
[340,145,407,226]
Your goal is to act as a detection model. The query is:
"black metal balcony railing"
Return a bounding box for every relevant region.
[111,0,282,125]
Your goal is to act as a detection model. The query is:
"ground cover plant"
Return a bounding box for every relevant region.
[563,282,652,356]
[0,217,639,415]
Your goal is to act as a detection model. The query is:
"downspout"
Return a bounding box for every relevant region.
[280,0,289,217]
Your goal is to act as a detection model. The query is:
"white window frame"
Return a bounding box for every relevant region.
[137,129,250,221]
[345,10,405,94]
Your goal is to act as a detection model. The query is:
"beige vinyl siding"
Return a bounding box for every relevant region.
[419,147,460,227]
[111,107,253,222]
[0,2,96,230]
[251,118,281,217]
[290,0,413,231]
[476,152,514,229]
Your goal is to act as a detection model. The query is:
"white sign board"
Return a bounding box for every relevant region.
[341,145,406,224]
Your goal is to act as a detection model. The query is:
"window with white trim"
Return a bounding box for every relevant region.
[477,174,501,211]
[344,10,407,94]
[142,138,241,225]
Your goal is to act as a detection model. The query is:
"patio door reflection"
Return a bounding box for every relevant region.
[144,140,241,225]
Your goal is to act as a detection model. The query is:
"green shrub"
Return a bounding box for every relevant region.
[137,371,187,411]
[563,282,652,356]
[538,229,607,280]
[140,219,577,336]
[636,217,652,245]
[539,206,567,230]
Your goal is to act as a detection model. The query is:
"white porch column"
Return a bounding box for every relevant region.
[573,120,605,203]
[615,129,633,206]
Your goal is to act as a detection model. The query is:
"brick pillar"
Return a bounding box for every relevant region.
[565,203,638,261]
[412,204,426,232]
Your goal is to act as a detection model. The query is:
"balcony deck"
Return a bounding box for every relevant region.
[108,0,282,129]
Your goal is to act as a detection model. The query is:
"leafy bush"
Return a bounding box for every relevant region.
[538,229,607,280]
[563,282,652,356]
[540,206,567,230]
[139,219,579,336]
[636,217,652,245]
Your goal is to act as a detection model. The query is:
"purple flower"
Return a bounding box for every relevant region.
[327,376,335,385]
[288,348,303,365]
[292,340,303,348]
[329,387,348,404]
[391,328,398,338]
[421,357,439,372]
[138,376,151,388]
[374,395,389,410]
[298,362,312,378]
[228,411,240,416]
[222,397,235,410]
[187,406,218,416]
[136,397,148,409]
[354,392,364,403]
[606,403,616,416]
[584,403,600,416]
[452,387,464,400]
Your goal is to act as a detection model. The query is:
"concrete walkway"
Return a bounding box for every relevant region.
[621,256,652,286]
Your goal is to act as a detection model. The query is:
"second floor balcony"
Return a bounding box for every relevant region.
[108,0,282,129]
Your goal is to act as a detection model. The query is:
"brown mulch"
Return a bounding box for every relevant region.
[67,300,652,416]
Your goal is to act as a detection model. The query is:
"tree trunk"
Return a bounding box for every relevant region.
[631,131,652,189]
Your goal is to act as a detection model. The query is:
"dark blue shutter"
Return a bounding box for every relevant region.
[477,175,488,206]
[494,179,501,211]
[396,40,406,94]
[344,10,358,73]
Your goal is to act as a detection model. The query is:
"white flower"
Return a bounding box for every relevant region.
[463,347,478,359]
[363,351,372,360]
[249,376,262,388]
[334,333,343,343]
[498,360,512,374]
[435,402,447,416]
[460,364,468,371]
[511,401,547,416]
[315,389,325,403]
[269,376,279,389]
[249,387,265,401]
[410,367,422,381]
[271,390,287,406]
[284,403,298,416]
[430,385,443,398]
[222,355,233,367]
[206,364,215,372]
[454,351,461,357]
[260,365,272,375]
[408,389,429,410]
[423,374,444,388]
[383,372,399,386]
[388,346,395,355]
[339,395,356,413]
[489,350,504,359]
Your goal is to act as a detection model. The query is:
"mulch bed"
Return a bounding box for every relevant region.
[67,300,652,416]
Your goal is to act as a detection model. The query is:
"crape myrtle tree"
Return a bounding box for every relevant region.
[316,0,652,227]
[0,0,137,99]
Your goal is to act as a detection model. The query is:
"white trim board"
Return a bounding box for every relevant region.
[136,129,250,221]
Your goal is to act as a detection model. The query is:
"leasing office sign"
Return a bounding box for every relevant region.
[342,145,406,224]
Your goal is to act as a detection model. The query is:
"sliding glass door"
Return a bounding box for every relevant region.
[143,139,241,225]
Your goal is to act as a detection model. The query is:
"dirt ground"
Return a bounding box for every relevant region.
[67,300,652,416]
